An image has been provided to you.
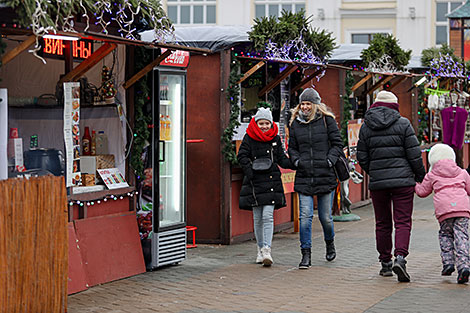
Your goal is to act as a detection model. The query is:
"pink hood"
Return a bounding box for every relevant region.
[415,159,470,223]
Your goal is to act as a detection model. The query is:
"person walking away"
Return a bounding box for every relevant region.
[357,90,425,282]
[237,107,294,266]
[288,88,344,269]
[415,143,470,284]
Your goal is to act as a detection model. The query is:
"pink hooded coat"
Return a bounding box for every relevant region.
[415,159,470,223]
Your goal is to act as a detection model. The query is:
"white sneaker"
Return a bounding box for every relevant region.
[256,246,263,264]
[261,246,273,266]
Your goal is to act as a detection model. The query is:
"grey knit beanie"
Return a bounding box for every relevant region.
[299,88,321,104]
[254,107,273,123]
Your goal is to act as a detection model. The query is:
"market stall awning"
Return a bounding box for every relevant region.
[139,25,251,53]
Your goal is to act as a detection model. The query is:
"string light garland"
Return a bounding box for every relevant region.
[427,53,465,78]
[264,30,324,65]
[4,0,174,62]
[68,191,138,207]
[366,55,400,74]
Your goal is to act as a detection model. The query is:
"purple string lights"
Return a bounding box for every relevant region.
[428,53,464,78]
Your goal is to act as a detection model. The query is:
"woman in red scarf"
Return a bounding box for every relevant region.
[237,107,294,266]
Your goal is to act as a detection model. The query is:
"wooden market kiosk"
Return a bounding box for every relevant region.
[140,26,352,244]
[0,13,209,294]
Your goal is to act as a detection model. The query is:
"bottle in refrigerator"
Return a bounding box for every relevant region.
[165,115,171,141]
[159,115,165,141]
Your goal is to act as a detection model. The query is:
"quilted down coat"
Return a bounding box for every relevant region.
[237,135,294,210]
[288,114,344,195]
[357,106,425,190]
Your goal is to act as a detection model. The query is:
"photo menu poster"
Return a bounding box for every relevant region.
[97,168,129,189]
[64,82,81,187]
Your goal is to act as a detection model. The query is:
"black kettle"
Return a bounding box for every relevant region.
[24,149,65,176]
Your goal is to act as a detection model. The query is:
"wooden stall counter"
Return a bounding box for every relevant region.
[67,185,145,295]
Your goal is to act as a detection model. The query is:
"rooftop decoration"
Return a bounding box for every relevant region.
[3,0,173,61]
[361,34,411,72]
[421,44,460,67]
[249,10,336,64]
[427,53,465,78]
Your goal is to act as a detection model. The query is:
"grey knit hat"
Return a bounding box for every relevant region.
[299,88,321,104]
[254,107,273,123]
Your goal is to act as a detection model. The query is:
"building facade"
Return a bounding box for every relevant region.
[162,0,465,56]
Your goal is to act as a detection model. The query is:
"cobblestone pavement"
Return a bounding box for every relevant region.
[68,196,470,313]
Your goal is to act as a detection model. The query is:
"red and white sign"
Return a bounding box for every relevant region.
[161,49,190,68]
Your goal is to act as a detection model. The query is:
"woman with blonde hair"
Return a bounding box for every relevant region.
[288,88,344,269]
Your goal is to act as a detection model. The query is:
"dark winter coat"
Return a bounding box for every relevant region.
[237,135,294,210]
[288,114,343,195]
[357,106,425,190]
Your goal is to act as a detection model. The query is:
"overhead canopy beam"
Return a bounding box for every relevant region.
[290,68,324,95]
[59,42,117,84]
[351,73,372,92]
[387,76,407,91]
[258,64,298,97]
[1,35,36,66]
[123,49,172,89]
[236,60,265,85]
[367,75,394,95]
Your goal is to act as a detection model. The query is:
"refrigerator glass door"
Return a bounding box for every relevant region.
[158,72,186,228]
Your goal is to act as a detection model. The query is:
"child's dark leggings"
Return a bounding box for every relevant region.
[439,217,470,271]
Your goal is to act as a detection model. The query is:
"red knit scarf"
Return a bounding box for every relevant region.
[246,118,278,142]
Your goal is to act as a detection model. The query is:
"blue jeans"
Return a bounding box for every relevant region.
[299,191,335,249]
[253,205,275,248]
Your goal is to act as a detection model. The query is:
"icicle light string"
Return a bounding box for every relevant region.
[7,0,174,61]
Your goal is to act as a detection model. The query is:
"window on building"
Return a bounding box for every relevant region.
[167,0,216,25]
[436,1,464,45]
[351,33,388,44]
[255,1,305,19]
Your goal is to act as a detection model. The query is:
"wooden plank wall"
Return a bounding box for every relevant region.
[0,176,68,313]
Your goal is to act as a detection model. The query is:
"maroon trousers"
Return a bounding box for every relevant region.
[370,186,415,262]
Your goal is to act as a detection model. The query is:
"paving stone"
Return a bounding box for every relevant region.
[68,196,470,313]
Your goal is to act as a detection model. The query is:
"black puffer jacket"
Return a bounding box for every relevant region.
[288,114,343,195]
[237,135,294,210]
[357,106,425,190]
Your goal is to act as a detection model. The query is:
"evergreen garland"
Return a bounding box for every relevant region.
[340,71,354,147]
[417,85,430,144]
[221,53,242,164]
[130,46,152,181]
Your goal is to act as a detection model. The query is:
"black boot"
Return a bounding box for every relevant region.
[299,248,311,269]
[392,255,410,282]
[325,239,336,262]
[379,260,393,277]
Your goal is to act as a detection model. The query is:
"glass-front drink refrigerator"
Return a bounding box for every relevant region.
[138,60,187,270]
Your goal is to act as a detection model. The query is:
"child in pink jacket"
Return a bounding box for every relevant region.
[415,143,470,284]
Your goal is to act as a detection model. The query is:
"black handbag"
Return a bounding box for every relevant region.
[333,154,351,182]
[323,117,350,182]
[252,158,273,171]
[252,147,274,171]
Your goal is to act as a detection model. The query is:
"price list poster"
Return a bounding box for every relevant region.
[64,82,81,187]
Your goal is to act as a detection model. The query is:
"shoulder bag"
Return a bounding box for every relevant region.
[323,116,350,182]
[252,146,273,172]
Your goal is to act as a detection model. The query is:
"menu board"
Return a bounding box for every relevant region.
[64,82,81,187]
[97,168,129,190]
